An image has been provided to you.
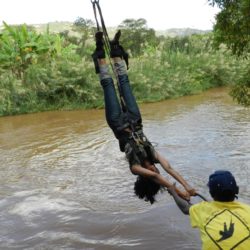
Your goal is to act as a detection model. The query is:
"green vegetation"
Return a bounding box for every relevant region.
[0,18,249,116]
[208,0,250,106]
[118,18,160,56]
[209,0,250,56]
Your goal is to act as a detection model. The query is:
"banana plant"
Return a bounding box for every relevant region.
[0,22,55,78]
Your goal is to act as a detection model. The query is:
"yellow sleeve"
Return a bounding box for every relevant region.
[189,202,207,228]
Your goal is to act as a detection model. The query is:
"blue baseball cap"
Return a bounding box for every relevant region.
[208,170,239,195]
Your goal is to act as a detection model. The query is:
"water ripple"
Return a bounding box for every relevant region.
[0,88,249,249]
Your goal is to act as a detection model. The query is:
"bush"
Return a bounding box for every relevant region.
[0,23,249,116]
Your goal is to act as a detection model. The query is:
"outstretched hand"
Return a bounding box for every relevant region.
[179,191,191,201]
[168,183,192,214]
[185,185,197,197]
[168,183,191,201]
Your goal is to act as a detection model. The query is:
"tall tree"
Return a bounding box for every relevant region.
[73,17,95,56]
[118,18,159,56]
[209,0,250,56]
[209,0,250,106]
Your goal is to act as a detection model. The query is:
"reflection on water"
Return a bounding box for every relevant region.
[0,88,249,249]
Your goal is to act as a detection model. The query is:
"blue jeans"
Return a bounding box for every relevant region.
[100,64,142,151]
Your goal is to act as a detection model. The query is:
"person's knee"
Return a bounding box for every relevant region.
[100,77,113,87]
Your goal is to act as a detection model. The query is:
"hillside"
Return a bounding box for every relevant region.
[156,28,211,37]
[0,21,211,37]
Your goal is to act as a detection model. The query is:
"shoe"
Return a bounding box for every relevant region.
[92,31,105,73]
[92,31,105,59]
[110,30,122,57]
[109,30,129,69]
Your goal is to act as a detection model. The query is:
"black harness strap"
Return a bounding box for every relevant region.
[91,0,100,31]
[91,0,110,55]
[95,1,109,40]
[195,192,208,201]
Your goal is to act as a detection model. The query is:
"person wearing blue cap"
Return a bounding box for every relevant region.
[168,170,250,250]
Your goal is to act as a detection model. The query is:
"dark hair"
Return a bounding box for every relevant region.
[134,176,162,204]
[210,190,237,202]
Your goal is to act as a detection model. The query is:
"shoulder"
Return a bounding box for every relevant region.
[190,201,209,210]
[235,201,250,211]
[189,201,217,218]
[189,202,210,228]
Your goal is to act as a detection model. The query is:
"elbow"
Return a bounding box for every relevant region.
[150,172,160,181]
[182,207,190,215]
[179,204,191,215]
[146,172,161,183]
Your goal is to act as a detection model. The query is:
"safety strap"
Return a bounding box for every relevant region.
[91,0,129,114]
[131,128,147,145]
[91,0,100,31]
[91,0,110,56]
[195,193,208,201]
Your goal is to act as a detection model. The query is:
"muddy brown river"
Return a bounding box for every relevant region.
[0,88,249,250]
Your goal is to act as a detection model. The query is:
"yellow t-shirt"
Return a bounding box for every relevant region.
[190,201,250,250]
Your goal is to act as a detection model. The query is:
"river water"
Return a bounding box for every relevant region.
[0,88,249,250]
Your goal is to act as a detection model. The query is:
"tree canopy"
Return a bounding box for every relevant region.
[209,0,250,106]
[209,0,250,56]
[118,18,160,56]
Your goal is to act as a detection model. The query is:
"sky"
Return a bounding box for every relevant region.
[0,0,220,30]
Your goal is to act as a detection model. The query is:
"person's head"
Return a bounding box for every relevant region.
[134,175,162,204]
[208,170,239,202]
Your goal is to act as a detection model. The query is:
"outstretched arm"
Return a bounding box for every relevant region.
[156,152,196,196]
[131,164,190,201]
[168,184,192,215]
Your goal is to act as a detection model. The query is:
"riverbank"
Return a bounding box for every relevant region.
[0,50,246,117]
[1,25,248,117]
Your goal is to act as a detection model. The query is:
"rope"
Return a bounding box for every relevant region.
[95,1,109,41]
[90,0,127,113]
[91,0,100,31]
[195,192,208,201]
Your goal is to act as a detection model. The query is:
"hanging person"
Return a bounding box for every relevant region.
[91,30,196,204]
